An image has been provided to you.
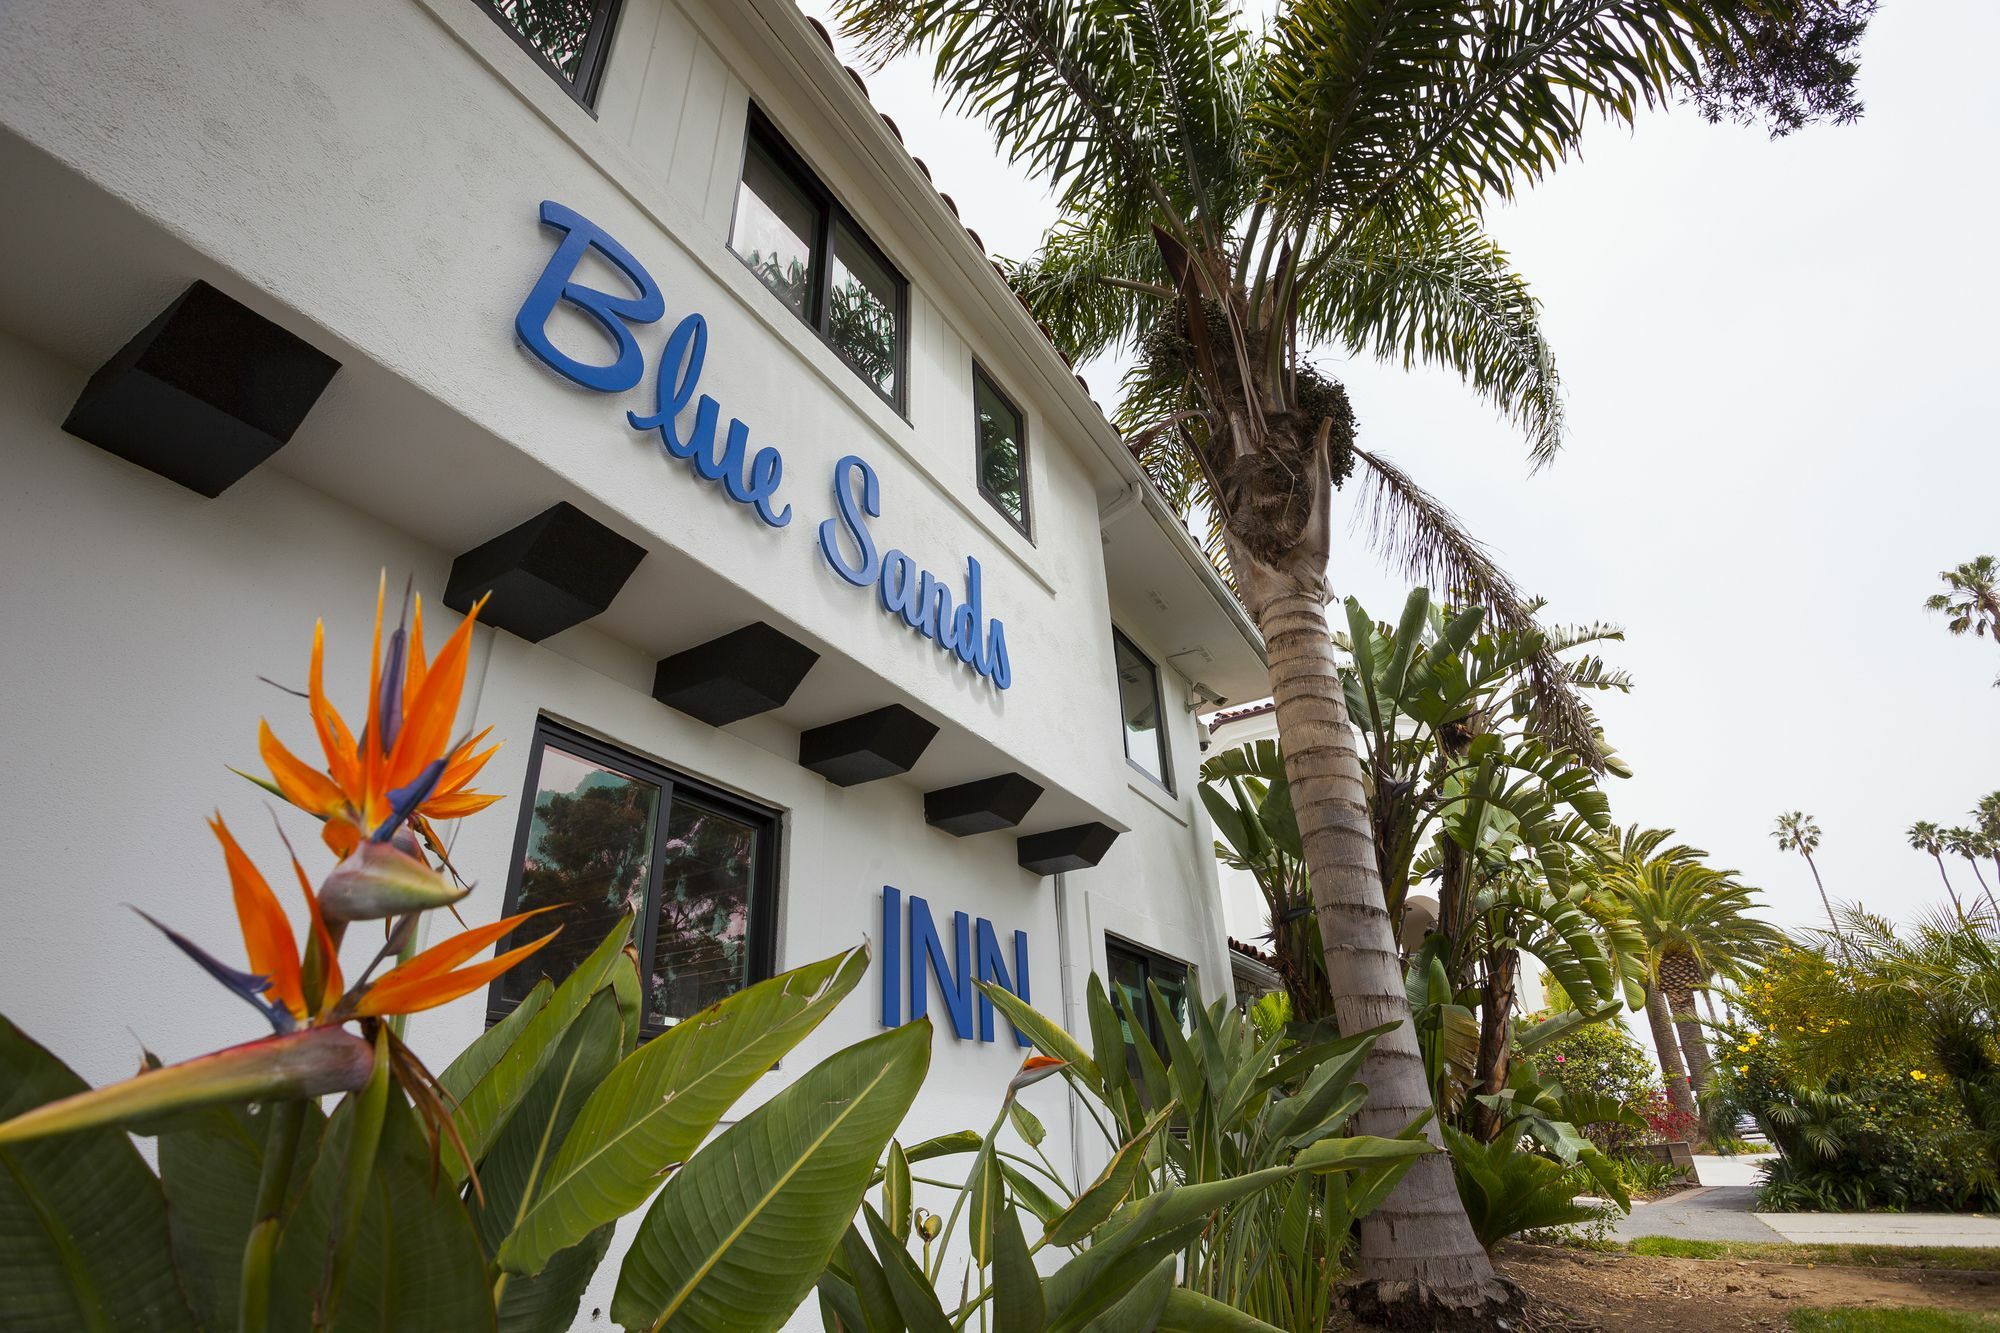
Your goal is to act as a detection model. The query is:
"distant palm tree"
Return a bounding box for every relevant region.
[1924,555,2000,686]
[1605,845,1783,1115]
[1773,811,1841,937]
[1908,820,1963,914]
[1979,793,2000,886]
[1944,826,2000,917]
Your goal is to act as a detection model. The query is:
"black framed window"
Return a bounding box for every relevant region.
[1106,936,1192,1082]
[488,720,780,1035]
[1113,628,1171,791]
[730,110,907,410]
[472,0,622,109]
[974,364,1030,535]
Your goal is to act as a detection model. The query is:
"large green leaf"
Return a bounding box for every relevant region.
[501,944,869,1277]
[1158,1287,1288,1332]
[268,1090,494,1331]
[990,1206,1045,1333]
[0,1017,197,1333]
[474,988,623,1253]
[155,1099,326,1332]
[446,918,635,1184]
[611,1020,933,1332]
[976,981,1100,1094]
[496,1225,615,1333]
[1043,1105,1172,1247]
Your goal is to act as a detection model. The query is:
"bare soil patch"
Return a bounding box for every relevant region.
[1484,1243,2000,1332]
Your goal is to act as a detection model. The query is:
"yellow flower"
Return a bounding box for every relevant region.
[1737,1066,1749,1075]
[1911,1070,1927,1081]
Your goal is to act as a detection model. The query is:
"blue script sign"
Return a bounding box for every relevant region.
[880,887,1030,1046]
[513,200,1010,688]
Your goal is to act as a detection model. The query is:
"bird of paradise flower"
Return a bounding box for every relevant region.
[0,580,558,1168]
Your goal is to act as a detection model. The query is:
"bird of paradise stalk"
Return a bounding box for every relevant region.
[0,579,557,1169]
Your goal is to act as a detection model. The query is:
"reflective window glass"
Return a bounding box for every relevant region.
[1114,630,1169,788]
[974,366,1028,532]
[731,140,822,320]
[648,798,761,1025]
[496,745,660,1009]
[475,0,621,106]
[490,724,779,1037]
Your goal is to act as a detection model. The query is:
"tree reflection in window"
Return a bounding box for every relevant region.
[648,802,758,1025]
[495,747,659,1009]
[488,727,779,1034]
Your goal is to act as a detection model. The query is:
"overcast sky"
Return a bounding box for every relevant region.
[801,1,2000,936]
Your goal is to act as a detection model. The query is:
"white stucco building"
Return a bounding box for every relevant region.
[0,0,1269,1324]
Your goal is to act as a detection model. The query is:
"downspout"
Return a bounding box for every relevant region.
[1052,870,1087,1191]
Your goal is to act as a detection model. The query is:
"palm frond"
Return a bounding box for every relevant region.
[1346,445,1597,762]
[1299,191,1564,463]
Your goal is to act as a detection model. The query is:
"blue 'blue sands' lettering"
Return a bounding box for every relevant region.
[627,314,790,527]
[515,200,664,393]
[514,200,1011,687]
[821,456,1013,689]
[880,887,1030,1046]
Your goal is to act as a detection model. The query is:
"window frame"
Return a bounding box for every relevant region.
[971,360,1032,538]
[484,718,782,1039]
[470,0,625,112]
[1111,627,1173,794]
[1104,934,1193,1064]
[729,107,910,414]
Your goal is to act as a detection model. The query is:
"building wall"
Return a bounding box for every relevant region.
[0,0,1248,1323]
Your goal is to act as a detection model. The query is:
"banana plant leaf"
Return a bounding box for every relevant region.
[500,943,869,1277]
[0,1016,198,1333]
[610,1020,932,1332]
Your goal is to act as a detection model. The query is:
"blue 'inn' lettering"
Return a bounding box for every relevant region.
[880,887,1030,1045]
[512,199,1010,689]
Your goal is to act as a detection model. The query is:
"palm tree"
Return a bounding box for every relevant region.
[1979,793,2000,886]
[1592,827,1778,1119]
[1772,811,1841,937]
[1924,555,2000,686]
[1944,826,2000,917]
[829,3,1869,1321]
[1908,820,1963,914]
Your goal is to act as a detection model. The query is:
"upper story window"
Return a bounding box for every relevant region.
[473,0,623,109]
[730,110,907,410]
[488,720,780,1035]
[973,363,1030,535]
[1113,628,1171,790]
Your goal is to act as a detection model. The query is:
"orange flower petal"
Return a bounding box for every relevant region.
[407,595,430,705]
[436,731,499,797]
[386,593,487,792]
[258,721,347,820]
[377,905,559,987]
[421,789,504,820]
[308,620,361,796]
[354,928,560,1017]
[208,816,305,1019]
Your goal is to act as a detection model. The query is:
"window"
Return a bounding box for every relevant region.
[473,0,623,109]
[973,364,1030,534]
[1113,629,1170,790]
[1106,937,1192,1085]
[730,111,907,409]
[488,721,779,1034]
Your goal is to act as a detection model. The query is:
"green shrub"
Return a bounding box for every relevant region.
[1445,1126,1602,1253]
[1789,1310,2000,1332]
[1534,1017,1661,1156]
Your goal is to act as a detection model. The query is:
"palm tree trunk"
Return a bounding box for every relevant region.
[1803,851,1840,937]
[1644,984,1695,1122]
[1666,987,1711,1111]
[1471,945,1518,1143]
[1248,582,1516,1324]
[1963,857,2000,917]
[1932,854,1963,916]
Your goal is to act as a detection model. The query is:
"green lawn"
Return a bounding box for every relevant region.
[1790,1310,2000,1332]
[1625,1236,2000,1273]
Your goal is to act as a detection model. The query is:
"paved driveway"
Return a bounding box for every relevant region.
[1606,1154,2000,1247]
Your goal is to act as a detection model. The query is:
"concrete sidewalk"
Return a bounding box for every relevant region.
[1605,1154,2000,1247]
